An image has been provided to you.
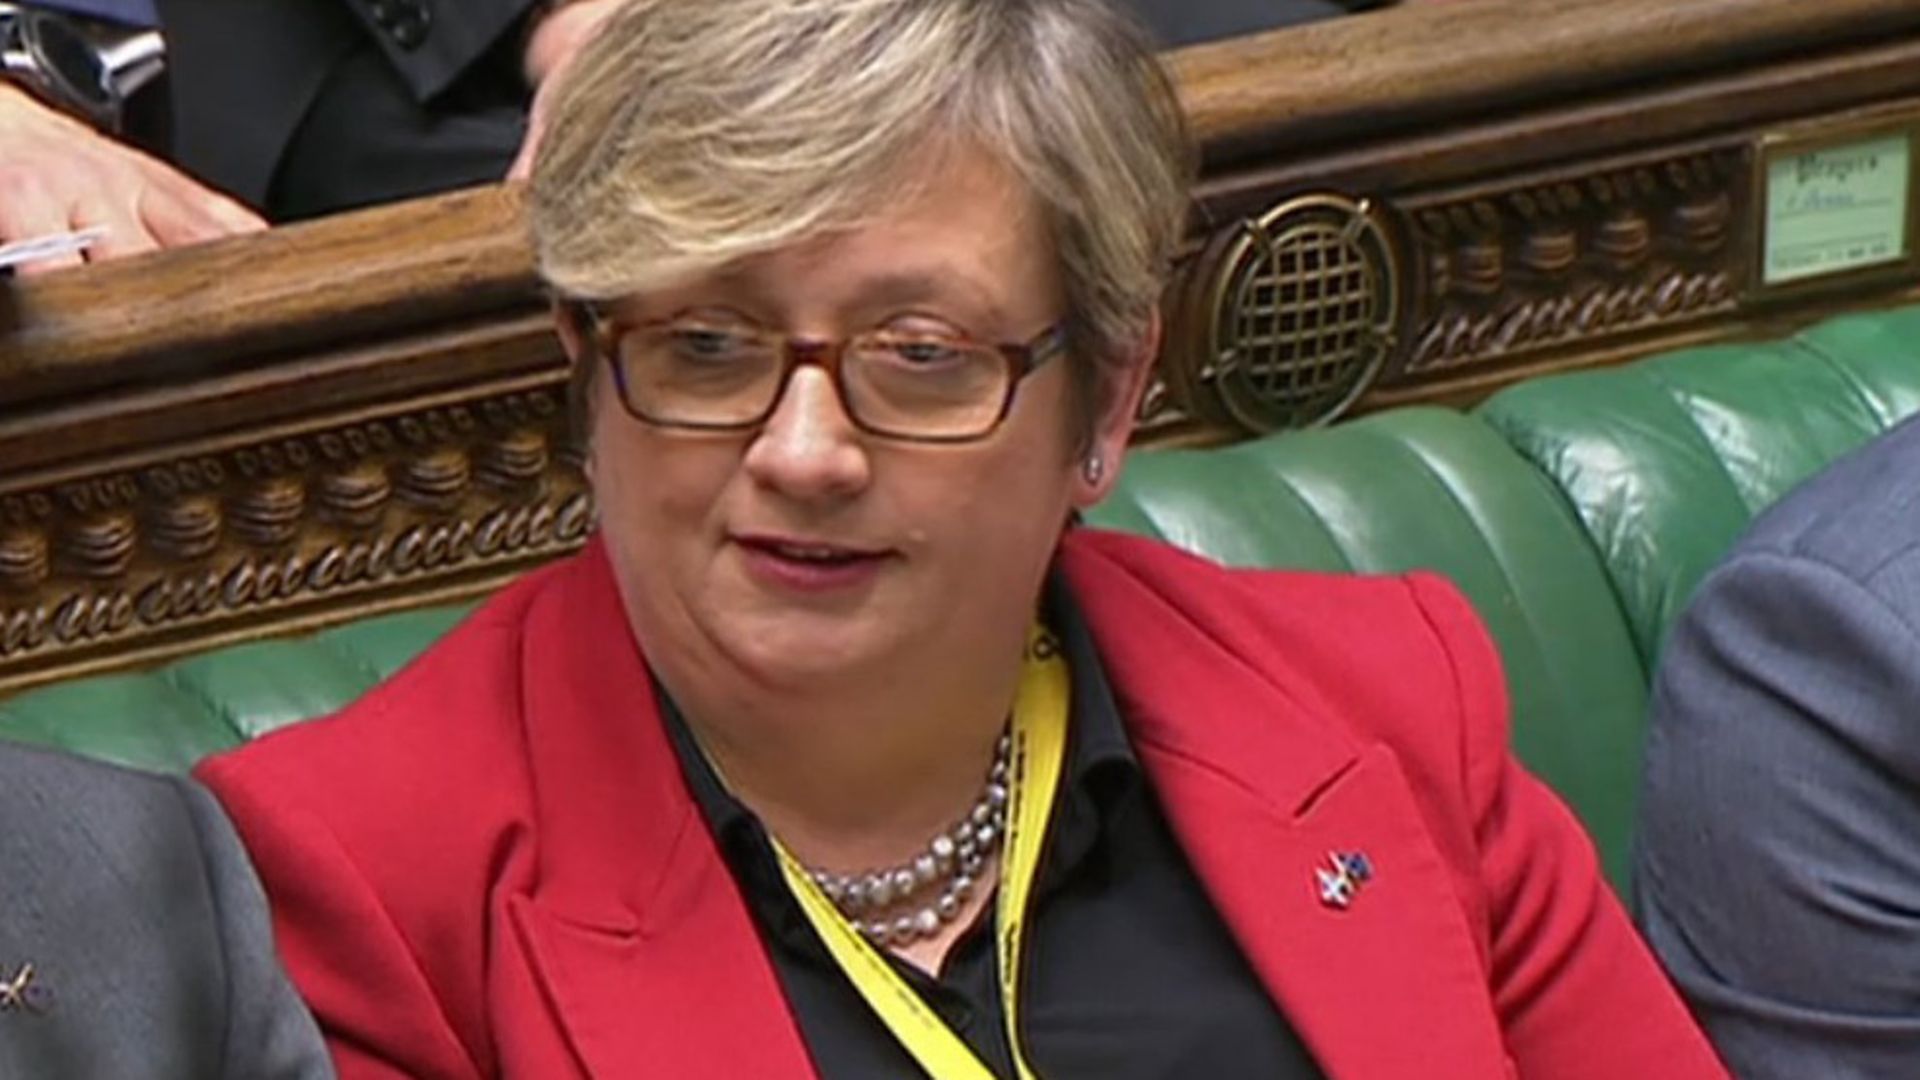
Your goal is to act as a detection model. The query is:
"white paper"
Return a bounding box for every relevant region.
[0,227,109,270]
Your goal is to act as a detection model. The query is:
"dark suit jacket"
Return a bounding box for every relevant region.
[0,741,332,1079]
[1131,0,1349,46]
[198,530,1724,1079]
[151,0,1349,220]
[153,0,534,218]
[1638,413,1920,1079]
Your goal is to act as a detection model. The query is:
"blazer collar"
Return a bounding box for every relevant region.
[1060,531,1512,1080]
[506,532,1511,1079]
[511,537,817,1078]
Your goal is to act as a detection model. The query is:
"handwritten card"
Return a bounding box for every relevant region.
[1763,133,1912,286]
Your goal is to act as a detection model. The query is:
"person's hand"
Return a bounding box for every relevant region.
[0,82,266,275]
[509,0,623,181]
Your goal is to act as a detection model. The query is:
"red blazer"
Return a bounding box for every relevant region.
[199,530,1726,1079]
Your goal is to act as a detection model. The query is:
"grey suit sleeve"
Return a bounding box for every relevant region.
[1636,548,1920,1079]
[171,777,336,1080]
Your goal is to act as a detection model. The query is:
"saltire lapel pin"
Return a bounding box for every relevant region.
[0,961,46,1014]
[1315,850,1374,911]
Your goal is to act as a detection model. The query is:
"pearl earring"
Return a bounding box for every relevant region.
[1082,455,1105,484]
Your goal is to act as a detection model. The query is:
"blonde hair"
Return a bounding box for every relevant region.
[529,0,1192,432]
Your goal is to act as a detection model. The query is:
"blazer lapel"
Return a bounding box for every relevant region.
[1063,535,1514,1080]
[506,828,817,1080]
[508,540,817,1080]
[1136,742,1514,1080]
[500,532,1516,1078]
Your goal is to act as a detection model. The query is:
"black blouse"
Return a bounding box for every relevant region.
[659,584,1327,1079]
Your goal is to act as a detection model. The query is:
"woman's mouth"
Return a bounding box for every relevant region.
[733,534,893,592]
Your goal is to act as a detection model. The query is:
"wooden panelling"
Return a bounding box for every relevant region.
[6,0,1920,690]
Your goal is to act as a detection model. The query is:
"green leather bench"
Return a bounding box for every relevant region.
[7,303,1919,891]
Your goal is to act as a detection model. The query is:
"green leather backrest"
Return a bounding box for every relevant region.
[1086,407,1650,887]
[1479,305,1920,672]
[0,605,472,772]
[1091,307,1920,890]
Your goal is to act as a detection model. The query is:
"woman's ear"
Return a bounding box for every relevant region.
[552,298,602,477]
[1071,311,1162,508]
[552,298,587,362]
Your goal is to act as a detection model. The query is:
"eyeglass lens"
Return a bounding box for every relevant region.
[617,324,1013,438]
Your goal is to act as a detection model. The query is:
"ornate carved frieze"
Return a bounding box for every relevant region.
[0,386,593,693]
[1143,155,1747,439]
[1400,149,1747,376]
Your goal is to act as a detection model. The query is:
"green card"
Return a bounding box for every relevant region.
[1763,132,1912,286]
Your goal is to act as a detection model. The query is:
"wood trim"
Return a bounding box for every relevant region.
[1,185,538,413]
[1173,0,1920,162]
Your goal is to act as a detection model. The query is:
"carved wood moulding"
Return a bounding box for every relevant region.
[1153,143,1754,435]
[1395,146,1747,380]
[1152,78,1920,436]
[0,382,592,695]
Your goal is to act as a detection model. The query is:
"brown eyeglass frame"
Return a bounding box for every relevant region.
[564,301,1068,444]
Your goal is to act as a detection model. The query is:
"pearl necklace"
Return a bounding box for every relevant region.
[805,732,1012,946]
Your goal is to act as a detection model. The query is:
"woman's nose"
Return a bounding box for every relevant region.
[740,366,873,502]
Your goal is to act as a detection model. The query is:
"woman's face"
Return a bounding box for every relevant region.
[573,152,1146,692]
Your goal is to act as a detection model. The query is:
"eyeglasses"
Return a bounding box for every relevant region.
[568,302,1067,443]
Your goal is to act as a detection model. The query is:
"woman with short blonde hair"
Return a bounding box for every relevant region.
[201,2,1729,1076]
[533,0,1191,444]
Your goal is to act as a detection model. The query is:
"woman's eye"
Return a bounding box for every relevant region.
[887,338,964,365]
[673,328,748,358]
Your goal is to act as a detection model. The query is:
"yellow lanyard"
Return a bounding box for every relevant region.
[770,625,1070,1080]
